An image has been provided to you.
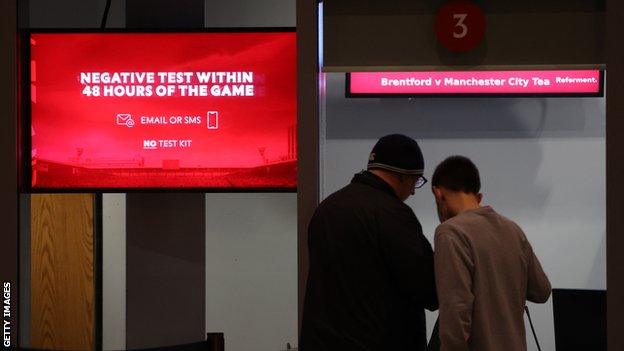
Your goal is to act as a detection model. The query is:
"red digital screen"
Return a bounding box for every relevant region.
[28,31,297,190]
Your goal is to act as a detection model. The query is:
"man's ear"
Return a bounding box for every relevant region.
[432,186,443,200]
[477,193,483,204]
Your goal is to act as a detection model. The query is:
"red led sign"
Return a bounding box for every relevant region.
[348,70,603,97]
[27,31,297,190]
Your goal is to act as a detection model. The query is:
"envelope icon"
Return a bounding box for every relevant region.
[116,114,135,128]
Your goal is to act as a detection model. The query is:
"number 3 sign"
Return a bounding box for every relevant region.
[435,0,486,52]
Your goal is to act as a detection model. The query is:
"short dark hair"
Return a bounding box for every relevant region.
[431,156,481,194]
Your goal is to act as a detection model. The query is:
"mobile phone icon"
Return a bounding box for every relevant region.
[207,111,219,129]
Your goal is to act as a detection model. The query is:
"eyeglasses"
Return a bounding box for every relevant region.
[415,175,428,189]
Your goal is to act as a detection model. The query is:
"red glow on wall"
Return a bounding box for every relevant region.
[29,32,297,190]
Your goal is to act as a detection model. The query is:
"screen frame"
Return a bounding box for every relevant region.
[21,28,297,193]
[345,70,605,99]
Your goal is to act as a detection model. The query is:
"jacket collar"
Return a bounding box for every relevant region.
[351,170,399,199]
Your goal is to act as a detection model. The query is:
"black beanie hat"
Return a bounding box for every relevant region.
[367,134,424,175]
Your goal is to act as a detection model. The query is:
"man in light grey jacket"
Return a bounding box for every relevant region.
[430,156,551,351]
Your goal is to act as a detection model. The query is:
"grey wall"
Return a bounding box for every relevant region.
[205,0,295,27]
[126,193,206,349]
[322,0,605,70]
[205,194,298,351]
[102,194,126,351]
[29,0,125,28]
[320,73,606,351]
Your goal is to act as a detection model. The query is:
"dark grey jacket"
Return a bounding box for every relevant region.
[300,171,438,351]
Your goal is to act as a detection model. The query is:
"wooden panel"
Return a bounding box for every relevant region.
[31,194,95,351]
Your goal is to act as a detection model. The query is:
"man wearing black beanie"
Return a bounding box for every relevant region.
[300,134,438,351]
